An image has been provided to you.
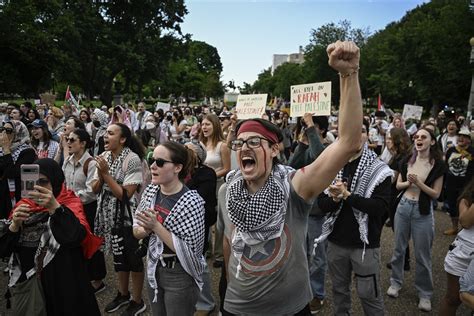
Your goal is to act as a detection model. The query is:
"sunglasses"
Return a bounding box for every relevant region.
[65,137,78,143]
[0,127,14,134]
[148,157,174,167]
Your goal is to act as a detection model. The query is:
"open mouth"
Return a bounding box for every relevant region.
[241,156,256,172]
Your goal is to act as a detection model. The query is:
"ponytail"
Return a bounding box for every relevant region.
[113,123,146,160]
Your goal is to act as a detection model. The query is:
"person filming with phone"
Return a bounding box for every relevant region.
[0,158,102,316]
[0,120,37,219]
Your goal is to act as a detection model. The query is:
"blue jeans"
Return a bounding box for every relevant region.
[390,197,434,299]
[195,262,215,311]
[147,262,199,316]
[306,215,327,300]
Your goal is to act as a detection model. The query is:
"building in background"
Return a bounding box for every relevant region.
[272,46,305,74]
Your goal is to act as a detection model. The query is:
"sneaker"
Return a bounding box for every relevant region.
[443,228,458,236]
[418,298,431,312]
[93,282,106,295]
[105,291,131,313]
[120,300,146,316]
[309,298,324,314]
[387,285,401,298]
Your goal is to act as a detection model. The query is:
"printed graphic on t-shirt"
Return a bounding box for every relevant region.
[448,152,471,177]
[240,224,292,276]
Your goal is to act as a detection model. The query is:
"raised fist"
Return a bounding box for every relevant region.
[327,41,360,76]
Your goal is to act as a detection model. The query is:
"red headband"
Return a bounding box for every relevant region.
[237,120,279,144]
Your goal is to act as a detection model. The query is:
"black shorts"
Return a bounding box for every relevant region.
[113,250,144,273]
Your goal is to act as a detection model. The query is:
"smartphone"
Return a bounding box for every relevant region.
[21,164,39,198]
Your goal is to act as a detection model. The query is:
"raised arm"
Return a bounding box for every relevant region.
[292,41,362,201]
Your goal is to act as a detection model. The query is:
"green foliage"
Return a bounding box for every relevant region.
[0,0,225,104]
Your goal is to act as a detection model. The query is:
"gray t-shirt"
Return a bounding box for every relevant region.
[221,176,313,315]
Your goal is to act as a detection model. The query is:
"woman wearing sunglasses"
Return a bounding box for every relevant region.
[30,119,61,162]
[0,158,101,316]
[63,128,107,294]
[0,120,37,219]
[91,122,147,315]
[133,141,205,316]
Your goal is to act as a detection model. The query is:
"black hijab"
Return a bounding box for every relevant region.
[34,158,65,197]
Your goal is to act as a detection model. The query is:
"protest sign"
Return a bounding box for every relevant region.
[155,102,170,112]
[402,104,423,121]
[235,94,267,119]
[290,82,331,117]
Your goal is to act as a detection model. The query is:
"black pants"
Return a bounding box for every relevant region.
[84,201,107,281]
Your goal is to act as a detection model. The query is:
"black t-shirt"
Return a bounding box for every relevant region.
[318,157,391,248]
[154,185,189,254]
[445,146,474,190]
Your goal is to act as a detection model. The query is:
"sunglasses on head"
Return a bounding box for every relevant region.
[0,127,13,134]
[148,157,174,167]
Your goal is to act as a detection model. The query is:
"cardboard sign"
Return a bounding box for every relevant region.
[290,82,331,117]
[402,104,423,121]
[155,102,170,112]
[235,94,267,119]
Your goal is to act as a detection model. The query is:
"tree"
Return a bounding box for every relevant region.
[272,62,305,100]
[362,0,474,113]
[304,20,370,105]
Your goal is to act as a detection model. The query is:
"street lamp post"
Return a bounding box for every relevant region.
[468,37,474,120]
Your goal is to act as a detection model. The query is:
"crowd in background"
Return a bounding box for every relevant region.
[0,95,473,316]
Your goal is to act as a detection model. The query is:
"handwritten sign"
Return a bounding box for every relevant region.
[155,102,170,112]
[402,104,423,121]
[290,82,331,117]
[235,94,267,119]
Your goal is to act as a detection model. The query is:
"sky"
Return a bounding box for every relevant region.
[181,0,427,88]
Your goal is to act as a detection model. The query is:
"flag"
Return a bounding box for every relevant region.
[377,93,385,112]
[65,85,80,113]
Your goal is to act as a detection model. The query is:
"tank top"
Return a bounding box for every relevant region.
[204,141,223,172]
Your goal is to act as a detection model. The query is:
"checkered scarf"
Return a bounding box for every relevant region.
[226,164,293,278]
[314,145,393,260]
[137,184,206,302]
[7,217,60,287]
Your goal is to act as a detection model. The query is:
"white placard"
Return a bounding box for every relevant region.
[290,82,331,117]
[235,94,267,119]
[34,99,41,105]
[402,104,423,121]
[155,102,170,112]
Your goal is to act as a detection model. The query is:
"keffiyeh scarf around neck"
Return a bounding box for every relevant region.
[226,164,293,278]
[313,145,393,260]
[137,184,206,302]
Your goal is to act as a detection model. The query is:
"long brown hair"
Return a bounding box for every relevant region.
[388,127,412,165]
[199,114,224,148]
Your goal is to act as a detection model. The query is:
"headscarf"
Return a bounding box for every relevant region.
[9,158,102,259]
[93,109,109,155]
[110,105,132,130]
[3,120,30,154]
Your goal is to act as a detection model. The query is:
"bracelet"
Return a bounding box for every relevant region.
[339,67,360,78]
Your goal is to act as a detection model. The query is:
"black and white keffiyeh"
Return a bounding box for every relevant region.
[314,145,393,260]
[137,184,206,302]
[8,217,60,287]
[226,164,293,278]
[95,147,142,252]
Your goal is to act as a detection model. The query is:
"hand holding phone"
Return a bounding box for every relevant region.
[21,164,39,199]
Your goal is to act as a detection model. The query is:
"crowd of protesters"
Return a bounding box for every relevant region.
[0,41,473,316]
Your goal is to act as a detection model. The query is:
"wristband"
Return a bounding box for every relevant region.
[339,66,360,78]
